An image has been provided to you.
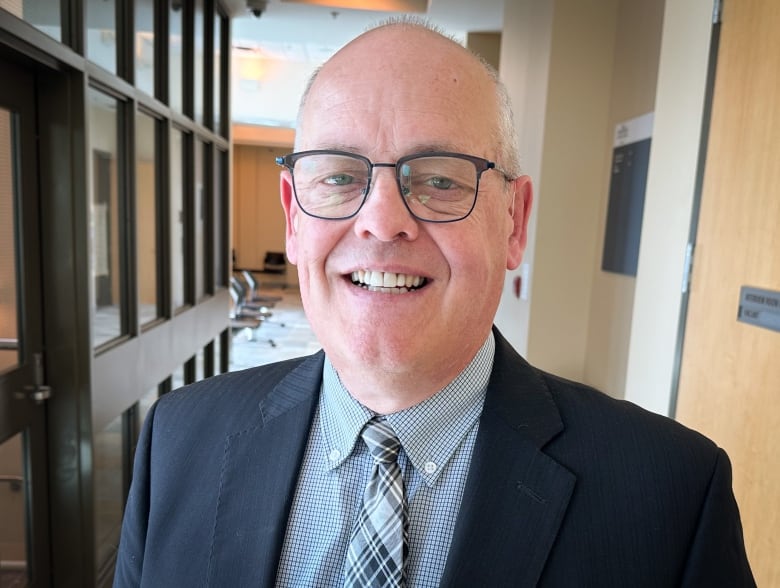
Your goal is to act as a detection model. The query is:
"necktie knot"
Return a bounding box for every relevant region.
[361,418,401,465]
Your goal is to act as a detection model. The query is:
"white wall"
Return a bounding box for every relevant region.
[624,0,714,415]
[583,0,665,397]
[498,0,711,414]
[497,0,620,382]
[495,0,555,356]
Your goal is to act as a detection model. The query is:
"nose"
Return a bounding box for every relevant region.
[353,167,420,242]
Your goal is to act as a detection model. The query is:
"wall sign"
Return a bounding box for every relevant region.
[738,286,780,333]
[601,112,654,276]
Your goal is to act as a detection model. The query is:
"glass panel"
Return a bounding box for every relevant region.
[0,432,29,583]
[170,128,186,309]
[185,356,196,385]
[213,149,226,290]
[196,346,205,380]
[169,0,184,112]
[132,386,158,459]
[0,0,62,41]
[204,341,214,378]
[194,140,205,300]
[0,108,20,372]
[93,413,126,573]
[135,0,155,96]
[136,387,158,432]
[193,0,205,123]
[213,15,223,133]
[89,89,127,348]
[214,332,222,375]
[171,364,185,392]
[136,112,160,325]
[86,0,117,74]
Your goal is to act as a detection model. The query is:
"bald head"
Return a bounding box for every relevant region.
[295,21,521,177]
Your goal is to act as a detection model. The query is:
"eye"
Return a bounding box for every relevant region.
[324,173,355,186]
[428,176,454,190]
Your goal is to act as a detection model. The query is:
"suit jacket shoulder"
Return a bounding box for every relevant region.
[153,353,322,430]
[440,328,754,587]
[114,352,326,587]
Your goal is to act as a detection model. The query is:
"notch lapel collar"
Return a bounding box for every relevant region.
[440,331,576,587]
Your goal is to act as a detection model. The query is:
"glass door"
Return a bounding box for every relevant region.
[0,58,51,587]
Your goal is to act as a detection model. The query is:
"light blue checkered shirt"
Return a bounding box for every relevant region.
[275,333,494,587]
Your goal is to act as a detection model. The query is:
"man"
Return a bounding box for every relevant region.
[114,21,755,587]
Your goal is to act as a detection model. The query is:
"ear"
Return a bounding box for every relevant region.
[506,175,533,270]
[280,169,299,265]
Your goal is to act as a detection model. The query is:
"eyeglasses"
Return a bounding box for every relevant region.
[276,150,509,223]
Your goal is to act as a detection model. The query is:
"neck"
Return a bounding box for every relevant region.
[330,346,485,415]
[338,369,441,414]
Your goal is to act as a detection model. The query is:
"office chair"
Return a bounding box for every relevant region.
[241,270,282,305]
[263,251,287,274]
[229,277,276,346]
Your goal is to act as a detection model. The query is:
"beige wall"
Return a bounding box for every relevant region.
[499,0,620,383]
[583,0,665,395]
[497,0,667,399]
[137,161,156,305]
[466,32,501,71]
[495,0,554,356]
[625,0,714,415]
[232,143,298,286]
[529,0,619,384]
[498,0,716,412]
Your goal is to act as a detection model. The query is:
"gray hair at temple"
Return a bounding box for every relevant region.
[294,18,523,181]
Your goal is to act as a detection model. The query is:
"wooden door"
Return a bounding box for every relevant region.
[675,1,780,586]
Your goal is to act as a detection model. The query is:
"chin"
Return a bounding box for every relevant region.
[334,331,420,370]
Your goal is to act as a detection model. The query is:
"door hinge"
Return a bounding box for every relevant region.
[713,0,723,24]
[17,352,52,404]
[681,242,695,294]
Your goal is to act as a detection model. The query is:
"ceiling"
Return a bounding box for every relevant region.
[228,0,506,128]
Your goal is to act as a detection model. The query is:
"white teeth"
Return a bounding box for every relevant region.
[369,271,384,287]
[350,270,426,292]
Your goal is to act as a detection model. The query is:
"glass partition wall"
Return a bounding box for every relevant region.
[0,1,233,585]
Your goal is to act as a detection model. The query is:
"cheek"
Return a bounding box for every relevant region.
[451,210,509,271]
[293,219,349,272]
[437,231,496,287]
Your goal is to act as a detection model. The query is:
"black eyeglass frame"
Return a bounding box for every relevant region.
[276,149,511,223]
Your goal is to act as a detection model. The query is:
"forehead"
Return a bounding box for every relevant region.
[297,28,499,156]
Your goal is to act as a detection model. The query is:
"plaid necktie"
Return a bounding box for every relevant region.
[344,418,408,587]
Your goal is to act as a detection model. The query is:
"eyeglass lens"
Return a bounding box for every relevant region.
[291,153,480,221]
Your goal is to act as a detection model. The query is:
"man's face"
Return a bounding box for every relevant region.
[280,28,531,396]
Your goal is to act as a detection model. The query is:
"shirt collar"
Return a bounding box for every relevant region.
[319,332,494,485]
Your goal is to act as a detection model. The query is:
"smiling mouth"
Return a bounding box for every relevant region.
[350,270,428,293]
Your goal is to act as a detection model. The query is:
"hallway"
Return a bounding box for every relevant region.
[228,287,321,373]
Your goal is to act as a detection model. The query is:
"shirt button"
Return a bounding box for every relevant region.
[424,461,437,474]
[328,449,341,462]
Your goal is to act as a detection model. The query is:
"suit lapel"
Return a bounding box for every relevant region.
[206,353,325,587]
[440,331,576,587]
[202,335,575,586]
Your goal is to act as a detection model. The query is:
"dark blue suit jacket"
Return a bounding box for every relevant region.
[114,329,755,587]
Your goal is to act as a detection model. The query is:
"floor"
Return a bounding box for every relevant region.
[228,287,321,373]
[0,570,26,587]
